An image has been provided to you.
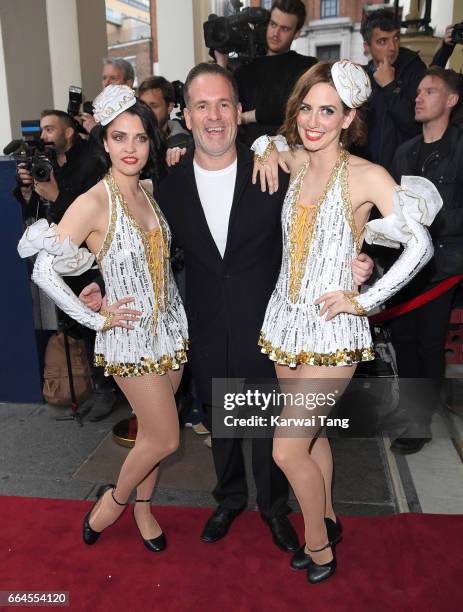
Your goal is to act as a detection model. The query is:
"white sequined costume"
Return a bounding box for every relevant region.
[259,150,442,368]
[18,173,188,377]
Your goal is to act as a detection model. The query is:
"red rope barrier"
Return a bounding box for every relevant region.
[368,275,463,325]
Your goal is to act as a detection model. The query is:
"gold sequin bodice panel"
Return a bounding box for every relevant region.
[97,174,171,334]
[281,150,360,304]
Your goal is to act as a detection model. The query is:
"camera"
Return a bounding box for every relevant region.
[67,86,93,118]
[17,139,57,183]
[203,6,269,62]
[451,21,463,45]
[171,80,186,113]
[67,86,82,117]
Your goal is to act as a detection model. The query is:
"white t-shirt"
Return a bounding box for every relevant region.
[193,158,237,258]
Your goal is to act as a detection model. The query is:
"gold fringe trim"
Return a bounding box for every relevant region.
[97,177,118,264]
[258,332,375,368]
[95,345,188,377]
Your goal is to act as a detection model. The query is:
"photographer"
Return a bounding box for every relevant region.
[431,23,463,68]
[138,76,192,149]
[216,0,317,146]
[431,24,463,125]
[14,110,103,225]
[15,109,112,404]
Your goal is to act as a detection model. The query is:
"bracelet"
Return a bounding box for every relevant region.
[100,308,114,332]
[344,293,367,316]
[254,140,276,165]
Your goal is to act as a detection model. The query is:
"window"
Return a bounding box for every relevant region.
[316,44,340,61]
[321,0,339,19]
[262,0,273,9]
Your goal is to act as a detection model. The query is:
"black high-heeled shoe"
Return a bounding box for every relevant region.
[290,517,342,570]
[82,484,126,545]
[306,542,337,584]
[133,499,166,553]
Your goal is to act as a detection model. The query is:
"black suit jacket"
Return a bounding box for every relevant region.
[155,143,289,404]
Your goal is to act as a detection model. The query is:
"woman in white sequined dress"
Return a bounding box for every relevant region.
[18,86,188,552]
[252,61,442,583]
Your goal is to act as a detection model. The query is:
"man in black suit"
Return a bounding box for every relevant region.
[154,63,373,550]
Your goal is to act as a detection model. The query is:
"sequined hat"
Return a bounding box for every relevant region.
[331,60,371,109]
[93,84,136,126]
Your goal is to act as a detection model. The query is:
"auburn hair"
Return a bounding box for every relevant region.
[280,61,367,149]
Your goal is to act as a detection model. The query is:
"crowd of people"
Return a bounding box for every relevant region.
[14,0,463,586]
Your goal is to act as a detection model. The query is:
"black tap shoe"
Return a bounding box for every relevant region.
[134,499,166,552]
[290,517,342,570]
[83,483,118,545]
[306,542,337,584]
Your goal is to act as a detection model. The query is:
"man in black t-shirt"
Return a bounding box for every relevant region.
[388,67,463,454]
[216,0,317,146]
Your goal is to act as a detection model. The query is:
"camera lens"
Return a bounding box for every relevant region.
[32,159,52,182]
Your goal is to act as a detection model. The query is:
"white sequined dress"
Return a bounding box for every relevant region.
[18,173,188,377]
[259,150,441,367]
[93,174,188,376]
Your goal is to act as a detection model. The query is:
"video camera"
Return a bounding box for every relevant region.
[203,3,269,63]
[451,21,463,45]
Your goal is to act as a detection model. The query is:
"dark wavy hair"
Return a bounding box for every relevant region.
[281,61,367,150]
[360,9,400,45]
[91,99,166,184]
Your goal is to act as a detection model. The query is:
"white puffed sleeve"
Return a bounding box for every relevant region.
[356,176,442,313]
[18,219,106,331]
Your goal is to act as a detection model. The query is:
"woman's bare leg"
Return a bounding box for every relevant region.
[273,363,354,565]
[88,366,183,533]
[309,437,336,522]
[133,367,184,539]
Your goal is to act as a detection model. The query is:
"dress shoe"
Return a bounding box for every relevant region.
[262,515,299,553]
[325,517,342,545]
[390,437,431,455]
[290,517,342,570]
[83,483,116,545]
[200,507,244,543]
[306,542,336,584]
[134,499,166,553]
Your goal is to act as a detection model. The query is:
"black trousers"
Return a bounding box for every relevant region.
[203,405,290,518]
[388,280,456,433]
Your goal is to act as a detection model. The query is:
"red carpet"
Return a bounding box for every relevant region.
[0,497,462,611]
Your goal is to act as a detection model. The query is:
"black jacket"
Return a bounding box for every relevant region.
[234,51,318,146]
[363,47,427,171]
[14,135,103,224]
[154,143,289,404]
[390,122,463,283]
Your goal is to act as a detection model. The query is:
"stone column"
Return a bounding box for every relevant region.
[0,0,107,141]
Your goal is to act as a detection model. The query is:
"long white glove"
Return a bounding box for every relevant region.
[356,176,442,313]
[18,219,106,331]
